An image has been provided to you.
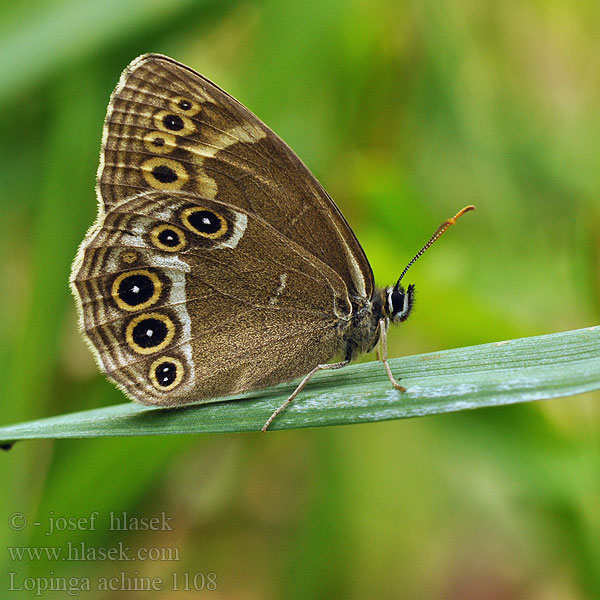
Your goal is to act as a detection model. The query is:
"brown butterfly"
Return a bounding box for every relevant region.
[70,54,473,431]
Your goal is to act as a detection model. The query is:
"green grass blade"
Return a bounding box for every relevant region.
[1,326,598,442]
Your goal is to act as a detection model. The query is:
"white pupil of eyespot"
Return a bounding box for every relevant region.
[131,285,140,294]
[202,217,211,225]
[146,329,153,337]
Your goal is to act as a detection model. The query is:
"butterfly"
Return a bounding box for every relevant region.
[70,54,474,431]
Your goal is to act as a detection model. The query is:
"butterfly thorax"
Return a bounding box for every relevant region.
[341,283,415,361]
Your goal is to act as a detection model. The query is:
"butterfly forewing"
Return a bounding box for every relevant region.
[98,54,373,300]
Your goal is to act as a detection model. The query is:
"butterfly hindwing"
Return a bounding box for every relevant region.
[72,191,351,404]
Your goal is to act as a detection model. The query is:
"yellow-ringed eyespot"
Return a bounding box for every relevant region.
[150,224,187,252]
[153,110,195,136]
[141,157,188,191]
[125,312,176,355]
[111,270,162,312]
[143,131,177,154]
[149,356,185,391]
[170,96,202,116]
[121,251,138,264]
[181,207,228,239]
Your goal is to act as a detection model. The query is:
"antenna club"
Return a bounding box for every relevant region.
[449,204,476,224]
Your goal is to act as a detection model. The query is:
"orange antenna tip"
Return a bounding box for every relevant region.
[449,204,476,224]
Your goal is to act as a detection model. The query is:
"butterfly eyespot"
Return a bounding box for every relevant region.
[150,224,187,252]
[143,131,176,155]
[154,110,195,136]
[125,312,176,355]
[121,251,138,264]
[163,114,184,131]
[141,157,188,190]
[181,207,228,239]
[170,96,202,116]
[149,356,185,391]
[112,270,162,312]
[152,165,177,183]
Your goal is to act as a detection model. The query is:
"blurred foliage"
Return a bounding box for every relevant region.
[0,0,598,599]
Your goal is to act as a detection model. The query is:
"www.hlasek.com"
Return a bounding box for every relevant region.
[9,541,178,562]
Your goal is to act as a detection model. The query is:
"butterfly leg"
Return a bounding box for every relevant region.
[261,360,350,432]
[379,318,406,392]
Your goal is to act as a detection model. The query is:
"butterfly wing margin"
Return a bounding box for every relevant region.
[98,53,374,301]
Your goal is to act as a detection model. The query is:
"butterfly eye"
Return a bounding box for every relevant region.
[150,224,187,252]
[149,357,185,391]
[181,207,228,239]
[389,284,415,323]
[125,312,176,355]
[170,96,202,116]
[111,270,162,312]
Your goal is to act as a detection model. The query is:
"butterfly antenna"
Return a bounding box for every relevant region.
[395,205,475,287]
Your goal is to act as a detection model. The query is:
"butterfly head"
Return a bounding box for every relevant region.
[383,205,475,324]
[385,283,415,323]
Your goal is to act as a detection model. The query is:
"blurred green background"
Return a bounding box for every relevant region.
[1,0,599,598]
